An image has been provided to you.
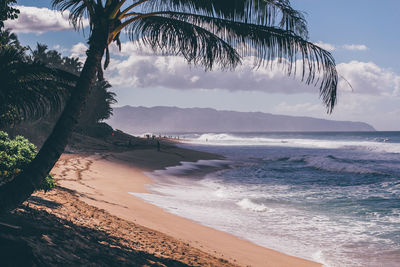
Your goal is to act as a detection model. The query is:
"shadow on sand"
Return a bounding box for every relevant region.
[0,204,190,266]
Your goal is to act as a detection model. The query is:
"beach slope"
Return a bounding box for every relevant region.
[49,145,320,267]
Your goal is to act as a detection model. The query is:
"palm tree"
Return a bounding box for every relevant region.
[0,28,20,47]
[0,0,338,213]
[78,80,116,126]
[0,45,76,129]
[30,43,82,74]
[62,56,82,74]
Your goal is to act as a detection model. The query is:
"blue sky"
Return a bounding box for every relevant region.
[6,0,400,130]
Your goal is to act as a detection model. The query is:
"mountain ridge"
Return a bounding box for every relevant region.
[107,105,376,133]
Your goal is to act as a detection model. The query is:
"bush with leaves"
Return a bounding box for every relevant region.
[0,131,55,192]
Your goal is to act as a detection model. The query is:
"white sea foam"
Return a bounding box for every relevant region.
[148,159,230,180]
[182,133,400,154]
[131,135,400,267]
[237,198,269,212]
[301,155,378,174]
[132,171,400,267]
[259,154,383,175]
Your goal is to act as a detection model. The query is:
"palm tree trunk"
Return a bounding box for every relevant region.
[0,29,107,214]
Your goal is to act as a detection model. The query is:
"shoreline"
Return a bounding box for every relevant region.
[51,146,321,267]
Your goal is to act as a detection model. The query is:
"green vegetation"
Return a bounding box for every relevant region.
[0,36,77,128]
[0,131,55,192]
[1,35,116,141]
[0,0,19,29]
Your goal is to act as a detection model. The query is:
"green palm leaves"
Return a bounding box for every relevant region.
[52,0,338,112]
[0,46,76,128]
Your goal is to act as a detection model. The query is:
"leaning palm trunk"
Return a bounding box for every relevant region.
[0,27,107,213]
[0,0,339,214]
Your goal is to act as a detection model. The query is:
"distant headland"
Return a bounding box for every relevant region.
[107,106,375,133]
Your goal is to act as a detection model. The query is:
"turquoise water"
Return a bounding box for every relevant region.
[133,132,400,266]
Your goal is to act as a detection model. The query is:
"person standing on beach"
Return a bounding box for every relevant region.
[157,140,161,152]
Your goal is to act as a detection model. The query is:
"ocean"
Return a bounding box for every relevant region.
[131,132,400,267]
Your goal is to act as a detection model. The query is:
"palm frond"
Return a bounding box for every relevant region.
[0,46,78,127]
[0,28,21,47]
[139,0,308,38]
[51,0,337,112]
[52,0,96,30]
[127,12,337,111]
[127,15,241,69]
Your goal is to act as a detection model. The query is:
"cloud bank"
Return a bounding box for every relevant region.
[105,44,399,98]
[337,61,400,96]
[4,5,88,34]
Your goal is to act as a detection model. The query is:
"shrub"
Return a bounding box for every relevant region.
[40,174,56,192]
[0,131,55,192]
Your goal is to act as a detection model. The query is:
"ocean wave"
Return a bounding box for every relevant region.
[149,159,230,178]
[237,198,269,212]
[302,156,379,174]
[260,154,380,175]
[183,133,400,154]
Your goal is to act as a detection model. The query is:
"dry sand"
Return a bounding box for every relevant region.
[47,145,321,267]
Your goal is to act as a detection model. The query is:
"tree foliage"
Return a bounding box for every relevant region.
[0,28,20,47]
[53,0,338,112]
[0,43,77,128]
[0,0,19,29]
[0,35,116,129]
[31,43,82,74]
[0,131,55,192]
[79,80,116,125]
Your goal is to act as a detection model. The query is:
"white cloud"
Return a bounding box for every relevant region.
[337,61,400,96]
[99,39,400,101]
[104,43,400,101]
[314,41,336,51]
[109,42,155,57]
[4,5,89,34]
[70,42,88,61]
[106,48,322,95]
[342,44,368,51]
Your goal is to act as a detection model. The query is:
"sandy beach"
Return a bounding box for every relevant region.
[53,138,320,266]
[1,135,321,266]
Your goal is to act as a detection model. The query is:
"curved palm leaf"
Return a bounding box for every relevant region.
[138,11,336,108]
[53,0,337,111]
[127,15,241,69]
[0,46,77,128]
[0,28,20,47]
[139,0,309,37]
